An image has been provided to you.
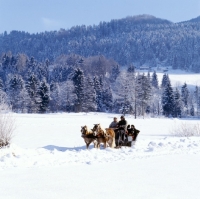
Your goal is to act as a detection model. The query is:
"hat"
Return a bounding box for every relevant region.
[120,115,124,118]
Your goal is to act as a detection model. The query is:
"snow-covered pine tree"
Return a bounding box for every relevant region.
[161,73,169,89]
[190,104,195,116]
[151,71,159,89]
[120,81,130,115]
[82,77,97,112]
[150,71,161,116]
[125,66,136,115]
[102,86,113,112]
[174,88,182,118]
[0,78,4,91]
[0,77,8,107]
[137,73,152,118]
[181,82,189,116]
[110,65,120,82]
[26,73,39,113]
[162,81,175,117]
[7,75,29,112]
[59,80,76,112]
[50,82,61,112]
[71,68,85,112]
[127,64,135,73]
[147,71,151,82]
[36,79,50,113]
[93,76,103,112]
[194,86,200,116]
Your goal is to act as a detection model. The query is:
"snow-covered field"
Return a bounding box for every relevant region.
[148,69,200,88]
[157,72,200,88]
[1,112,200,199]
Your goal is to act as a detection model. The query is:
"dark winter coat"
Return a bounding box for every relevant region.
[118,119,128,130]
[127,127,140,141]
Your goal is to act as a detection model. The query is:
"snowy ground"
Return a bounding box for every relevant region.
[1,113,200,199]
[144,69,200,88]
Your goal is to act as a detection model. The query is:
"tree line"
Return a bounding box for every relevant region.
[0,52,199,118]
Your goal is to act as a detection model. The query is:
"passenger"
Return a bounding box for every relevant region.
[131,125,140,141]
[127,125,131,134]
[126,124,140,146]
[126,124,132,147]
[109,117,118,128]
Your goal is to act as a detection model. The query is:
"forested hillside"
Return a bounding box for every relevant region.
[1,15,200,116]
[1,15,200,72]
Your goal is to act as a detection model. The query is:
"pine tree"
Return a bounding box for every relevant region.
[93,76,103,112]
[7,75,28,112]
[102,87,113,112]
[37,80,50,113]
[26,73,39,113]
[125,67,136,116]
[0,77,8,107]
[71,68,85,112]
[181,82,189,116]
[174,88,182,118]
[110,65,120,82]
[162,82,175,117]
[151,71,159,89]
[82,77,97,112]
[150,71,161,116]
[0,78,4,92]
[50,82,61,112]
[120,85,130,115]
[60,80,76,112]
[127,64,135,73]
[137,73,152,118]
[161,73,169,89]
[190,104,195,116]
[194,86,200,116]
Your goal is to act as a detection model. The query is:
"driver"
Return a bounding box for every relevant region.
[115,115,128,147]
[117,115,127,130]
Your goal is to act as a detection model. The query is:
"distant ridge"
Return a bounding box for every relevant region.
[178,16,200,24]
[120,14,172,24]
[188,16,200,23]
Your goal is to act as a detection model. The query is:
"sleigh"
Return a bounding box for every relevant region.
[115,128,139,148]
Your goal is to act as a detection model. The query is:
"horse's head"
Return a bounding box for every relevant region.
[92,124,100,133]
[92,124,106,136]
[81,125,88,135]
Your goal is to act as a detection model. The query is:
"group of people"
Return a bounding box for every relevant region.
[109,115,140,147]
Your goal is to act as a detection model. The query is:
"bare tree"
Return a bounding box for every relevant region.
[170,121,200,137]
[0,103,16,148]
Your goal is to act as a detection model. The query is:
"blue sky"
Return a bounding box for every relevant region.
[0,0,200,34]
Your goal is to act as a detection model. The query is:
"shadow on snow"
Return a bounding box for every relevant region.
[42,144,96,151]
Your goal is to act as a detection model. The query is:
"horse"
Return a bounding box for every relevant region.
[92,124,115,148]
[81,125,97,149]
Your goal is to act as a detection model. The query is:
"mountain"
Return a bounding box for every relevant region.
[1,15,200,72]
[186,16,200,23]
[113,14,172,25]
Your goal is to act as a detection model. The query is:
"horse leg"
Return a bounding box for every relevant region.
[104,141,107,148]
[97,141,100,149]
[86,140,92,149]
[93,140,97,148]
